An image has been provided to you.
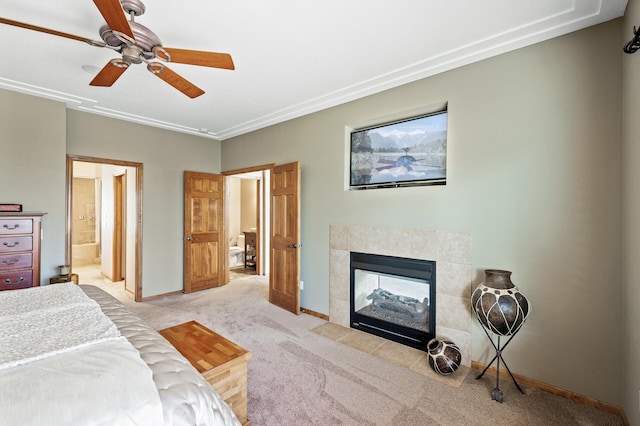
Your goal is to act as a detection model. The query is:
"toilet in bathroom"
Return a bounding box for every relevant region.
[229,234,245,267]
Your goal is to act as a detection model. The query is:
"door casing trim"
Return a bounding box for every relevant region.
[66,155,143,301]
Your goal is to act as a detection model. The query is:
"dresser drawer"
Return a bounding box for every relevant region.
[0,253,32,271]
[0,270,33,290]
[0,236,33,253]
[0,219,33,235]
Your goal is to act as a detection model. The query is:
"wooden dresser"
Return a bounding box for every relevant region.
[0,212,46,291]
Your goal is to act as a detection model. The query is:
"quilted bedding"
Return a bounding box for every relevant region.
[81,285,241,426]
[0,284,164,425]
[0,284,240,426]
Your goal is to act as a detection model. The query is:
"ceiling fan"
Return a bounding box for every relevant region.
[0,0,234,98]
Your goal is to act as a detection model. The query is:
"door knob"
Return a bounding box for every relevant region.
[288,243,301,249]
[186,236,197,241]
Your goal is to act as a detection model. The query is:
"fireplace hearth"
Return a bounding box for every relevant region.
[350,252,436,351]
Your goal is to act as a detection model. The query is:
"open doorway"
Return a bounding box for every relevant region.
[224,166,271,282]
[66,155,143,301]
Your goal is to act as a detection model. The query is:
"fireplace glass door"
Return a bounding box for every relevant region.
[350,252,435,350]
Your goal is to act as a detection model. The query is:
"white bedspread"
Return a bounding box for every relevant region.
[81,285,241,426]
[0,284,164,425]
[0,283,120,370]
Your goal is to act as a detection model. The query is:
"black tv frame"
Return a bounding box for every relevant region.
[349,110,448,190]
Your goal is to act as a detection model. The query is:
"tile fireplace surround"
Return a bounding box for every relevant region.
[329,225,472,366]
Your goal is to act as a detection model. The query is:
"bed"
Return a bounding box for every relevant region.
[0,283,240,426]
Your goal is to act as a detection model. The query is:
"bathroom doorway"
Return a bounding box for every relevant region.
[66,155,142,301]
[224,166,271,281]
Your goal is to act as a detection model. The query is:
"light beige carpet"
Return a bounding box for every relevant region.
[92,274,623,426]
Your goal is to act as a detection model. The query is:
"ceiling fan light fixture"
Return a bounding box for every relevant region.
[122,46,143,64]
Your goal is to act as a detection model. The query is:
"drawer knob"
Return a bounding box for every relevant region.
[2,224,19,230]
[1,258,19,265]
[4,277,24,285]
[2,241,20,248]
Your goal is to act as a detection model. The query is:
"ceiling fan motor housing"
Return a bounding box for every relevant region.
[99,21,161,60]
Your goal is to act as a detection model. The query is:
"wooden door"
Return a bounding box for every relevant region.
[112,172,125,282]
[269,162,300,314]
[184,171,226,293]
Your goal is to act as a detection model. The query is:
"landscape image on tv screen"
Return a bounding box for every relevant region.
[350,111,448,189]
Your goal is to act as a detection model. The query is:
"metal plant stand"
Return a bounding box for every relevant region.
[471,269,531,403]
[475,319,525,403]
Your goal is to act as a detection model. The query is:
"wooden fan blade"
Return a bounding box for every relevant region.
[93,0,135,39]
[90,60,129,87]
[0,17,103,45]
[152,66,205,98]
[159,48,235,70]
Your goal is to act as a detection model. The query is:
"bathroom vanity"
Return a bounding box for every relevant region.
[243,231,256,269]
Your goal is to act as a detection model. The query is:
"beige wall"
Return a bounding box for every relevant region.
[0,91,67,283]
[227,177,258,243]
[623,0,640,424]
[0,96,222,297]
[97,163,137,292]
[228,177,242,244]
[240,179,257,232]
[66,111,222,297]
[222,21,624,406]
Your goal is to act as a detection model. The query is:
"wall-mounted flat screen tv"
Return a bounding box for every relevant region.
[349,110,448,190]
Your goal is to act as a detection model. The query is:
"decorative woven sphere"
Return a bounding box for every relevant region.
[427,338,462,375]
[471,269,530,336]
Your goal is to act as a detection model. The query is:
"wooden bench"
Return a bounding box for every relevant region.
[158,320,252,425]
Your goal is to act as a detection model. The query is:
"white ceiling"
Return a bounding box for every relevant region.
[0,0,628,140]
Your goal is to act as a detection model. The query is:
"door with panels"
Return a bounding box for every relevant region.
[184,172,225,293]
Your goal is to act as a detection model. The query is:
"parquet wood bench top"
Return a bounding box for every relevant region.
[159,320,251,425]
